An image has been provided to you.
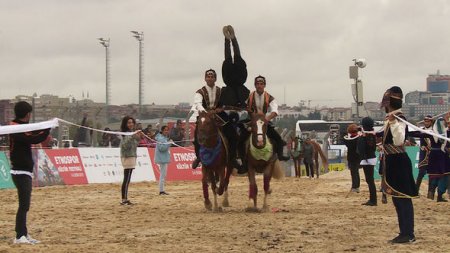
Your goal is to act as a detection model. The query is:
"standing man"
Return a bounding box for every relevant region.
[9,101,50,244]
[379,86,418,244]
[239,75,290,169]
[169,119,185,147]
[191,69,242,173]
[410,115,432,194]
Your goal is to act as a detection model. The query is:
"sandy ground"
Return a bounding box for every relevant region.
[0,170,449,253]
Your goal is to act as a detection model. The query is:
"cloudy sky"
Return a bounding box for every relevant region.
[1,0,449,108]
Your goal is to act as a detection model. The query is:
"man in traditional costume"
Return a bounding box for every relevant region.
[378,86,418,244]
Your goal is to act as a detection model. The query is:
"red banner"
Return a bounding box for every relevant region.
[44,149,88,185]
[148,147,202,181]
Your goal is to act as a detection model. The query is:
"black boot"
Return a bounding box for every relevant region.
[192,158,201,169]
[277,141,290,161]
[427,191,435,200]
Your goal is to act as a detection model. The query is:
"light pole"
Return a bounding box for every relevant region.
[98,38,110,123]
[349,59,366,119]
[131,31,144,120]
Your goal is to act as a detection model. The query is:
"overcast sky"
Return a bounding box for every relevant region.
[1,0,449,108]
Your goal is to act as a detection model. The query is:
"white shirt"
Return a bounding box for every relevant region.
[254,91,279,115]
[193,85,217,112]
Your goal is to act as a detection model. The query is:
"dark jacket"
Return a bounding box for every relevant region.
[357,133,377,160]
[9,119,50,172]
[343,135,361,166]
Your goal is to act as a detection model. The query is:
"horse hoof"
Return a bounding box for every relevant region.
[204,201,213,211]
[222,200,230,207]
[245,207,260,213]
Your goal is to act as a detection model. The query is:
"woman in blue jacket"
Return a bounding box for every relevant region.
[155,125,172,195]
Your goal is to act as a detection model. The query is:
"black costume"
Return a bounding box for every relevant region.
[220,28,250,108]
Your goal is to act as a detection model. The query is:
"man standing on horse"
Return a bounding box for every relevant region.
[191,69,243,173]
[238,75,290,172]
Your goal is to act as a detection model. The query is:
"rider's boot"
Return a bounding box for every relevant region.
[192,140,201,169]
[276,139,290,161]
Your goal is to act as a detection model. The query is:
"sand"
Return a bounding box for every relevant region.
[0,170,449,253]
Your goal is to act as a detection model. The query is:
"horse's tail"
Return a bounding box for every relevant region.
[271,159,284,180]
[315,142,328,170]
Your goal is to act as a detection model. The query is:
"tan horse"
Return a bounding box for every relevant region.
[196,111,232,211]
[245,113,284,212]
[304,139,328,179]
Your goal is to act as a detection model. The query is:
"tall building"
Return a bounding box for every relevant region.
[427,70,450,93]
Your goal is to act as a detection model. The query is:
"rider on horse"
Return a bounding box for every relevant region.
[238,75,290,172]
[191,69,244,173]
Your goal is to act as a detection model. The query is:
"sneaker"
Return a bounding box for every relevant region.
[362,201,377,206]
[437,195,448,202]
[159,191,169,195]
[227,25,235,39]
[120,200,133,205]
[389,234,416,244]
[223,26,231,40]
[26,235,40,244]
[13,235,33,244]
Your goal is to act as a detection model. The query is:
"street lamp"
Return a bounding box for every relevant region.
[98,37,110,123]
[131,31,144,120]
[349,58,366,119]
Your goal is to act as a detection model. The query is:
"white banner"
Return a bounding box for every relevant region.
[0,118,59,135]
[79,148,155,184]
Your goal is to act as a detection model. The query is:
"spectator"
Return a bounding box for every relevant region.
[119,116,144,205]
[169,119,185,147]
[155,125,172,195]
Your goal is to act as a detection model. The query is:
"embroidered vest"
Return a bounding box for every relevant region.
[247,91,274,114]
[196,86,221,110]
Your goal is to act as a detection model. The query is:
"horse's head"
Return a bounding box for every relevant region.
[250,112,268,148]
[197,111,219,147]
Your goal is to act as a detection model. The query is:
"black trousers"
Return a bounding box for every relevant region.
[348,162,360,189]
[304,161,314,177]
[12,173,33,239]
[415,168,427,192]
[392,197,414,237]
[121,169,134,200]
[362,165,377,203]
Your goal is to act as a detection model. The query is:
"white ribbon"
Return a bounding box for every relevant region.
[0,118,59,135]
[394,115,450,142]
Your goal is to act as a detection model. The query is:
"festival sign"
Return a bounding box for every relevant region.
[0,151,14,189]
[148,147,203,181]
[33,149,65,187]
[44,149,88,185]
[79,148,155,184]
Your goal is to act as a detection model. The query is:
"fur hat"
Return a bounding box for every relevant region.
[361,117,374,131]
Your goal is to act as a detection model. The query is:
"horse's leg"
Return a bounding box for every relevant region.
[314,151,320,179]
[262,169,273,212]
[222,164,233,207]
[210,172,221,212]
[202,170,212,211]
[245,168,259,212]
[295,158,300,178]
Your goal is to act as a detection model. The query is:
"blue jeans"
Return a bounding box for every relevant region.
[158,163,168,192]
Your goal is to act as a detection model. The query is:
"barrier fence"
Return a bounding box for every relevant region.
[0,146,421,189]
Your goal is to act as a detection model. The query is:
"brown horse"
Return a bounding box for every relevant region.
[196,111,232,211]
[245,113,284,212]
[291,137,328,178]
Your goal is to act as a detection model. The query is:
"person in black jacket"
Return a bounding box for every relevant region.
[357,117,378,206]
[9,101,50,244]
[343,123,361,193]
